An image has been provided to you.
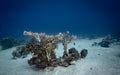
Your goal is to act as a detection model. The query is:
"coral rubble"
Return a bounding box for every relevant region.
[92,35,120,48]
[12,45,29,59]
[23,31,87,69]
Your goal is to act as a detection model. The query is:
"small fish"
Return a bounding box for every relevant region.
[73,42,75,45]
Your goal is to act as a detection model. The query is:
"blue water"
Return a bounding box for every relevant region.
[0,0,120,38]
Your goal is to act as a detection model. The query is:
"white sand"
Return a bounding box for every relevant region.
[0,38,120,75]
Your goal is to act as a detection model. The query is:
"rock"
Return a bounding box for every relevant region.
[12,45,29,59]
[68,48,80,60]
[58,48,81,67]
[12,50,21,59]
[90,67,92,70]
[91,42,98,46]
[98,35,117,48]
[0,37,26,50]
[80,49,88,58]
[98,40,110,47]
[98,54,100,55]
[0,37,19,50]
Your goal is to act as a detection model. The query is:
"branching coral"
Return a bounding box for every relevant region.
[61,32,77,58]
[24,31,79,69]
[23,31,64,43]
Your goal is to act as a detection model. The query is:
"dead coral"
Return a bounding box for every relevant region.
[24,31,84,69]
[62,32,77,58]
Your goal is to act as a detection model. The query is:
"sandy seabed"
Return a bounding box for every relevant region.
[0,38,120,75]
